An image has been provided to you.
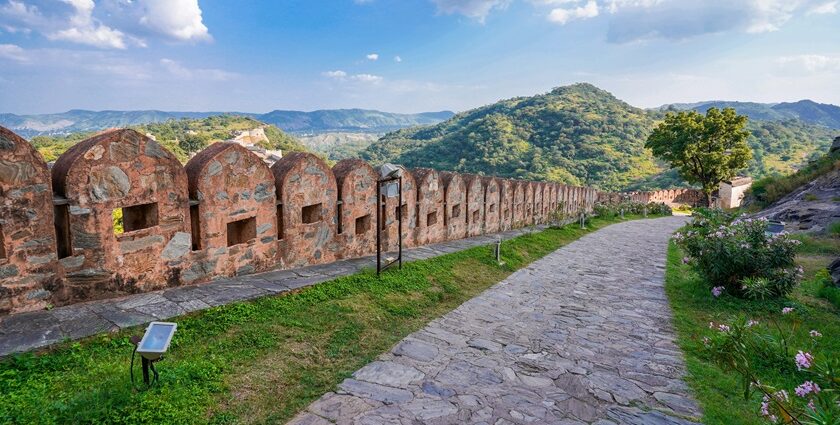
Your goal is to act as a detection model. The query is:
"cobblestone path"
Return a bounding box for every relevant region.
[290,216,701,425]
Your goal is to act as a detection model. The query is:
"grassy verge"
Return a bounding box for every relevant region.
[665,236,840,424]
[0,214,651,424]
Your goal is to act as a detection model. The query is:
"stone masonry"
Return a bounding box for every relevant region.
[290,217,700,425]
[0,126,679,314]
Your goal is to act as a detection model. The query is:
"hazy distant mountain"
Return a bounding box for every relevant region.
[255,109,455,134]
[0,108,455,138]
[658,99,840,129]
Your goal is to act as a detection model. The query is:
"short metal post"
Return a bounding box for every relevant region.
[643,207,647,218]
[141,357,151,385]
[495,237,502,264]
[620,208,624,219]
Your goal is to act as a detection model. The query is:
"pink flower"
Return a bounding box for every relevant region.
[682,256,690,264]
[717,324,730,332]
[747,320,759,327]
[808,399,816,411]
[711,286,724,297]
[795,351,814,370]
[795,381,820,397]
[810,330,822,338]
[782,307,794,315]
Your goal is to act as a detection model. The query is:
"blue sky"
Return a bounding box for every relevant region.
[0,0,838,114]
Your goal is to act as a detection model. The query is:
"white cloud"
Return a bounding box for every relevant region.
[160,58,237,80]
[394,55,402,62]
[351,73,383,82]
[808,1,838,14]
[46,0,128,49]
[547,0,598,24]
[430,0,511,22]
[322,70,348,79]
[366,53,379,60]
[137,0,211,42]
[777,54,840,72]
[0,43,27,62]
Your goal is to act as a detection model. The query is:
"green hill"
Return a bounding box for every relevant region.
[362,84,836,191]
[30,115,308,163]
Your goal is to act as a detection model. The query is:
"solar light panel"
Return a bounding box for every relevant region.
[137,322,177,360]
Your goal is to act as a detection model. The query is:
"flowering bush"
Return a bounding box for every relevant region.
[704,311,839,424]
[675,209,802,299]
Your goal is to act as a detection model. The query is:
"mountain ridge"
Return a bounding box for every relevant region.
[657,99,840,129]
[0,108,455,138]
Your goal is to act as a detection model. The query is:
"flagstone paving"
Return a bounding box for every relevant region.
[290,216,700,425]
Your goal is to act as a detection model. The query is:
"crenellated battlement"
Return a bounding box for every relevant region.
[0,126,651,315]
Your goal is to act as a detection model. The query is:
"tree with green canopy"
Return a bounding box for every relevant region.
[646,107,752,206]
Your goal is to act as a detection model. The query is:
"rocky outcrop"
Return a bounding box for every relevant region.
[754,168,840,234]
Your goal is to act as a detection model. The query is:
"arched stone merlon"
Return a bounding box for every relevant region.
[440,172,467,240]
[497,179,513,231]
[481,177,501,234]
[512,180,526,228]
[463,174,484,237]
[333,159,377,258]
[185,142,277,280]
[379,165,417,250]
[546,183,556,217]
[533,182,544,224]
[50,128,189,300]
[524,181,534,225]
[0,126,61,314]
[411,168,445,245]
[271,152,339,268]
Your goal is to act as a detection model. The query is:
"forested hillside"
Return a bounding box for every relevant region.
[363,84,836,191]
[31,115,307,163]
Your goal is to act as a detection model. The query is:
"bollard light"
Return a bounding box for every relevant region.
[131,321,177,387]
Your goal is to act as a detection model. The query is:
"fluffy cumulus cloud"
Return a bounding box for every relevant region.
[321,70,383,83]
[366,53,379,60]
[547,0,598,24]
[0,43,27,61]
[0,0,211,48]
[137,0,211,42]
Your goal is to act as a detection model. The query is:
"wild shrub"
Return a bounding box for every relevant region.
[675,209,802,299]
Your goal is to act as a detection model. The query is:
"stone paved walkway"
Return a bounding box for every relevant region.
[0,225,548,357]
[290,216,700,425]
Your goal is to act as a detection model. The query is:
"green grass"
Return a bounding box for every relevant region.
[665,238,840,424]
[0,214,651,424]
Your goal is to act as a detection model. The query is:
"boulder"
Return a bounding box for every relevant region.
[831,136,840,154]
[829,258,840,287]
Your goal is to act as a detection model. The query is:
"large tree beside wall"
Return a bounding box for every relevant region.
[646,107,752,206]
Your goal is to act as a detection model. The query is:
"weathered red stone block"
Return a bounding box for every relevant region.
[411,168,446,245]
[185,142,277,280]
[333,159,377,258]
[533,182,544,224]
[543,183,554,219]
[481,177,501,234]
[524,181,534,226]
[0,126,61,313]
[271,152,339,268]
[440,172,467,240]
[51,129,190,300]
[379,165,417,251]
[498,179,513,231]
[463,174,484,237]
[512,180,526,228]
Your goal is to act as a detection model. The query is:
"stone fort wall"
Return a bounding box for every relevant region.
[2,127,617,315]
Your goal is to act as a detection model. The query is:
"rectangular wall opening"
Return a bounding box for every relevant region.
[472,210,480,223]
[336,202,343,234]
[276,205,284,240]
[415,205,421,228]
[427,211,438,226]
[301,203,323,224]
[54,204,72,259]
[189,204,201,251]
[451,203,461,219]
[504,209,510,220]
[0,224,6,259]
[355,214,371,235]
[395,204,407,222]
[115,202,159,234]
[489,203,496,213]
[227,217,256,247]
[380,195,387,230]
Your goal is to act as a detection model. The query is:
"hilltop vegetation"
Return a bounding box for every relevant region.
[362,84,836,190]
[31,115,307,163]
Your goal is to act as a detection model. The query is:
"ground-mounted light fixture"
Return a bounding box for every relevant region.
[130,321,177,387]
[766,220,786,236]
